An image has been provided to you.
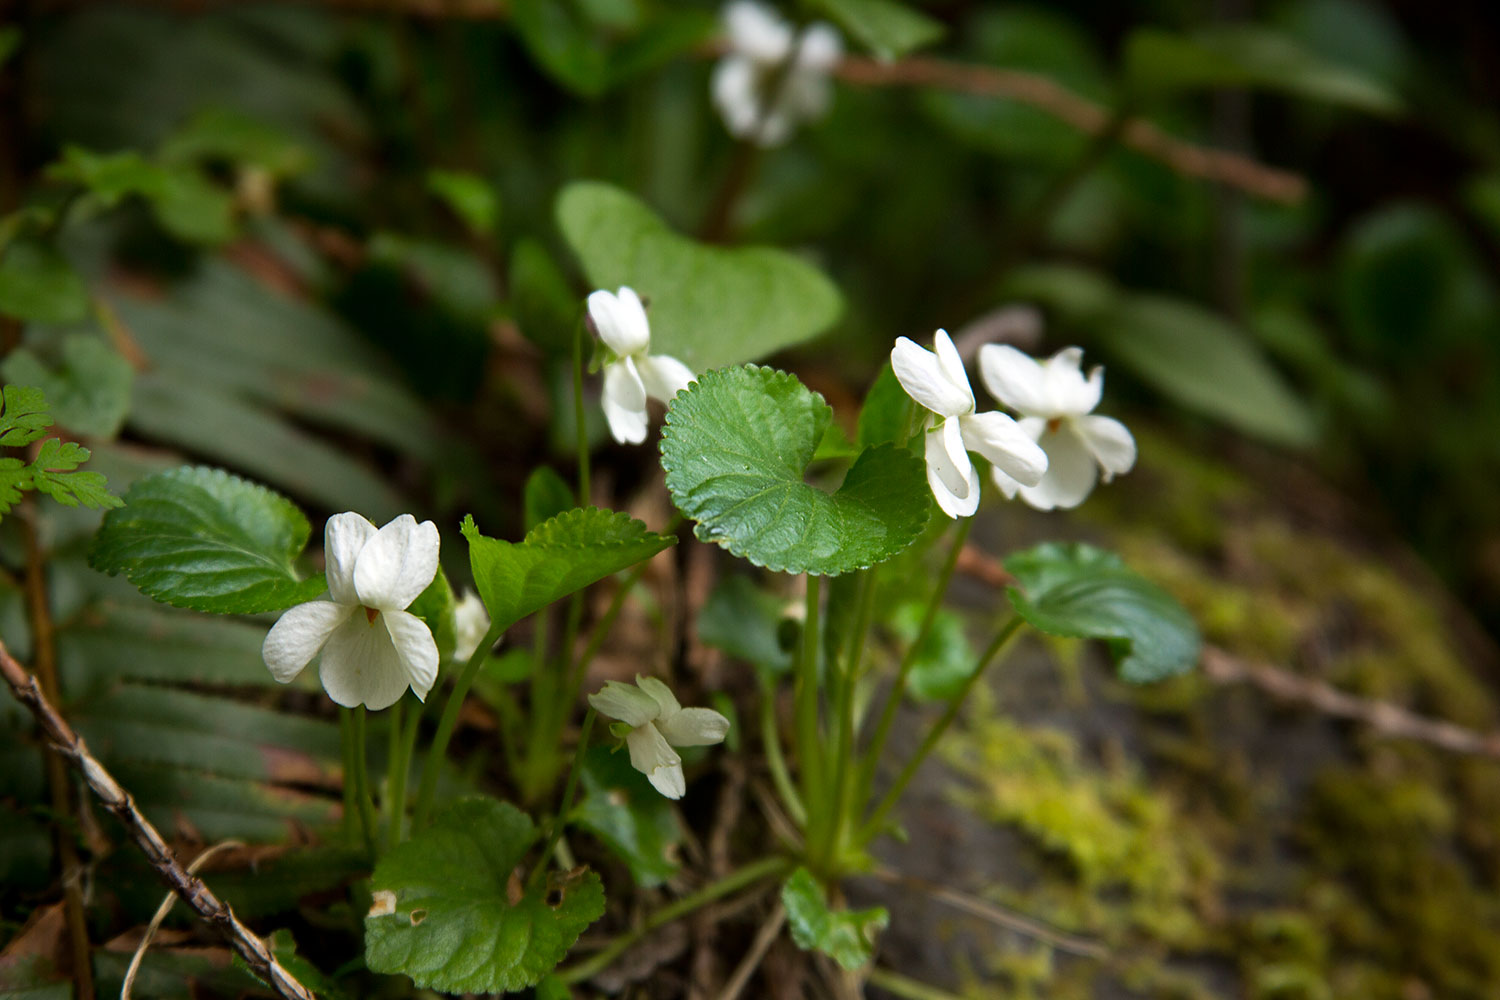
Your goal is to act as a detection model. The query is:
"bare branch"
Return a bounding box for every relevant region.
[0,638,319,1000]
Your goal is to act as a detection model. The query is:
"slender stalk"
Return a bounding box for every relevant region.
[351,707,378,858]
[821,567,878,867]
[20,503,94,999]
[572,319,591,508]
[795,575,824,836]
[385,695,417,852]
[340,706,358,842]
[556,856,794,984]
[854,518,971,805]
[858,617,1023,843]
[760,674,806,826]
[529,709,595,888]
[410,620,506,830]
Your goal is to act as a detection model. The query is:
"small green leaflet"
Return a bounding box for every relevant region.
[523,465,576,531]
[809,0,944,61]
[782,867,889,970]
[461,508,674,633]
[89,466,325,614]
[660,365,928,576]
[556,182,843,372]
[1004,542,1200,683]
[48,146,236,246]
[426,169,500,237]
[29,439,117,509]
[364,797,604,994]
[0,385,53,446]
[571,745,681,888]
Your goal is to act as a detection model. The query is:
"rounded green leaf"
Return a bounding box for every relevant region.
[1004,542,1200,683]
[556,183,843,372]
[89,465,326,614]
[364,797,604,994]
[660,366,928,576]
[782,866,889,971]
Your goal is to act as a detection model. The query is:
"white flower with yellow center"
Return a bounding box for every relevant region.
[891,329,1048,518]
[588,675,730,799]
[589,286,694,446]
[978,344,1137,510]
[262,512,440,710]
[711,1,842,148]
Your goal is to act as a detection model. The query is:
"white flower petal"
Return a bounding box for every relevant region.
[589,680,661,727]
[977,343,1053,416]
[1020,424,1099,511]
[795,23,842,71]
[382,609,439,702]
[960,411,1048,488]
[588,287,651,357]
[657,707,730,748]
[626,724,686,799]
[892,337,971,417]
[711,57,764,139]
[924,418,973,497]
[353,515,440,612]
[724,0,793,62]
[635,675,682,717]
[931,330,974,410]
[990,416,1044,500]
[262,600,352,684]
[602,357,649,445]
[324,512,376,604]
[1074,415,1136,481]
[990,465,1021,500]
[452,590,491,662]
[319,612,411,710]
[928,454,981,519]
[1041,348,1103,416]
[636,353,694,404]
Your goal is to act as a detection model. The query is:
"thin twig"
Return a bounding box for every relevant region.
[0,638,318,1000]
[20,502,95,1000]
[834,56,1307,203]
[1202,645,1500,759]
[122,839,246,999]
[715,903,786,1000]
[865,868,1108,959]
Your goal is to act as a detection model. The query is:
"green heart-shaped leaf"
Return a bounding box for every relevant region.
[660,365,928,576]
[556,182,843,372]
[461,508,675,633]
[1004,542,1200,683]
[365,797,604,994]
[89,466,325,614]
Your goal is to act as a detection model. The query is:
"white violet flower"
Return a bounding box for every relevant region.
[588,675,730,799]
[711,1,842,148]
[978,345,1137,511]
[891,329,1049,519]
[452,588,491,662]
[588,286,694,446]
[262,512,441,710]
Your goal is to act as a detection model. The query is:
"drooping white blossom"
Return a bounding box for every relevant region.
[978,345,1137,511]
[891,330,1048,518]
[711,1,842,148]
[452,588,491,662]
[588,675,730,799]
[588,286,694,446]
[262,512,440,710]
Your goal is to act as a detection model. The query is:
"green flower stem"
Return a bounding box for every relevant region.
[383,696,403,845]
[795,575,825,837]
[858,616,1023,844]
[384,694,421,852]
[820,566,879,867]
[350,706,378,858]
[529,708,595,889]
[572,319,591,508]
[760,672,806,828]
[339,708,358,842]
[854,517,972,808]
[555,855,794,985]
[411,620,507,830]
